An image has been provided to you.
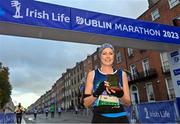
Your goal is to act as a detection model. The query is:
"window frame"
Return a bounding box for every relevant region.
[130,64,138,79]
[165,77,176,100]
[145,82,155,102]
[151,8,160,21]
[168,0,180,9]
[127,48,134,57]
[130,85,140,104]
[160,52,170,72]
[142,58,150,76]
[116,51,122,63]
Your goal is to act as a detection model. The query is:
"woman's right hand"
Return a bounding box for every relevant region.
[93,81,106,97]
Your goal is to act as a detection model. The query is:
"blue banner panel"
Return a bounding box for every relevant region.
[4,113,15,123]
[0,113,4,123]
[137,101,176,123]
[71,8,180,45]
[0,0,71,29]
[0,0,180,45]
[176,97,180,116]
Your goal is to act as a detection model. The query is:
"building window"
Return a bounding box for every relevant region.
[146,82,155,102]
[160,52,170,73]
[69,90,71,96]
[142,58,150,76]
[81,73,83,79]
[130,64,138,80]
[74,78,76,84]
[168,0,179,8]
[77,66,79,72]
[151,9,160,21]
[116,51,122,63]
[165,78,176,100]
[130,85,139,104]
[78,75,80,83]
[127,48,133,57]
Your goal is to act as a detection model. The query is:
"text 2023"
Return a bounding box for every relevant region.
[163,30,179,39]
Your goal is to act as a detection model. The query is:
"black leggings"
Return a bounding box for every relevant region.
[92,105,129,123]
[92,113,129,123]
[16,113,22,124]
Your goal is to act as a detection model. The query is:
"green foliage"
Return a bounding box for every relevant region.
[0,67,12,109]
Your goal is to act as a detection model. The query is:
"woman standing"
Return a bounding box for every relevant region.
[83,43,131,123]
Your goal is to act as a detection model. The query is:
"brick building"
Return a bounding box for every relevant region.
[115,0,179,104]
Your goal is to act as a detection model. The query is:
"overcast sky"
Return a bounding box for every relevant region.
[0,0,148,108]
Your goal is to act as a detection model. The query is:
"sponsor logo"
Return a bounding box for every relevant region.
[11,0,23,18]
[144,107,170,119]
[177,80,180,85]
[170,51,179,57]
[144,107,150,119]
[9,0,70,23]
[173,68,180,76]
[173,56,179,63]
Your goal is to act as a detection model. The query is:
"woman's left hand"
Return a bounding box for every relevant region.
[110,89,124,98]
[104,81,124,98]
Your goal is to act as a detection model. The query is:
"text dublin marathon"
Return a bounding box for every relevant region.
[76,16,179,39]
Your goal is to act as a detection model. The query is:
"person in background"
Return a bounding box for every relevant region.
[83,43,131,123]
[33,108,37,120]
[45,107,49,118]
[15,103,24,124]
[74,105,78,115]
[58,107,62,117]
[50,104,55,118]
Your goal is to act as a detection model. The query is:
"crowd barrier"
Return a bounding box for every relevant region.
[0,100,179,123]
[0,113,15,123]
[125,100,179,123]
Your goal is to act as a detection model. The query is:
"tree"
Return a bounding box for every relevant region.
[0,66,12,109]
